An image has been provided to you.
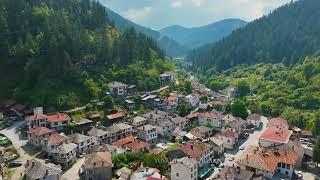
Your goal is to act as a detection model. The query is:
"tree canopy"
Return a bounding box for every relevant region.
[0,0,172,109]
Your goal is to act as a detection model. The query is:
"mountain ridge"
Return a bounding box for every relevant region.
[191,0,320,70]
[160,18,248,49]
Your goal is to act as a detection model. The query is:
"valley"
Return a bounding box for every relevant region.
[0,0,319,180]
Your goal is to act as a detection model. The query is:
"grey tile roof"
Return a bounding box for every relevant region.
[156,120,174,127]
[171,116,187,124]
[51,142,78,154]
[210,136,224,146]
[174,157,197,169]
[222,115,247,128]
[25,159,61,179]
[70,133,91,144]
[108,81,127,88]
[132,116,147,123]
[75,118,93,125]
[138,124,156,131]
[88,127,108,137]
[115,123,133,130]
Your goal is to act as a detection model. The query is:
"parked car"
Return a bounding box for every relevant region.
[219,163,224,168]
[229,156,235,161]
[8,160,23,168]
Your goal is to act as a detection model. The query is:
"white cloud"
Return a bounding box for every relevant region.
[123,6,153,22]
[191,0,205,7]
[104,0,291,29]
[171,0,183,8]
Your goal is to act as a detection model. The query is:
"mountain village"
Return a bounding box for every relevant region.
[0,71,317,180]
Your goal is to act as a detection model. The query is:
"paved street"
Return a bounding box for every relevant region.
[207,116,268,179]
[0,121,33,180]
[62,157,85,180]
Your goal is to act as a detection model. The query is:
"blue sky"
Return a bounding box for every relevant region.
[99,0,291,30]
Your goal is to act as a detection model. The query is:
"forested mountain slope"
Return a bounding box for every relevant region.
[105,7,160,40]
[104,7,189,57]
[191,0,320,70]
[199,55,320,135]
[161,19,247,49]
[0,0,172,109]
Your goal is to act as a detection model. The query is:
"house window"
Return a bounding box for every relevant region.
[62,121,67,124]
[281,163,285,168]
[54,122,58,126]
[286,164,290,169]
[176,173,179,177]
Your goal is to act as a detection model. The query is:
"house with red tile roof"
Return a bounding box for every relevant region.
[267,117,289,130]
[106,112,126,125]
[112,136,149,152]
[236,145,299,179]
[26,108,71,131]
[217,130,239,150]
[27,127,55,147]
[47,113,71,131]
[259,127,293,147]
[177,142,214,168]
[45,133,69,153]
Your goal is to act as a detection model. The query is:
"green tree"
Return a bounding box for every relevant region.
[313,137,320,166]
[236,79,250,97]
[209,79,222,91]
[103,95,114,109]
[302,62,315,81]
[143,153,169,173]
[231,99,248,119]
[176,102,192,117]
[184,81,193,94]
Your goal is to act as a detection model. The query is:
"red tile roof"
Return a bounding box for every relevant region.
[259,127,292,144]
[29,127,54,136]
[165,96,178,101]
[178,143,208,159]
[112,136,149,150]
[26,114,48,122]
[47,133,69,145]
[220,130,238,138]
[107,112,126,120]
[199,112,224,119]
[186,112,199,119]
[47,113,71,123]
[268,118,289,129]
[126,139,149,150]
[112,136,135,147]
[237,145,299,173]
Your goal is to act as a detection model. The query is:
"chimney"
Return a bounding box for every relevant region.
[190,145,194,150]
[93,162,96,167]
[102,161,104,166]
[34,107,43,115]
[32,161,35,168]
[45,169,49,176]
